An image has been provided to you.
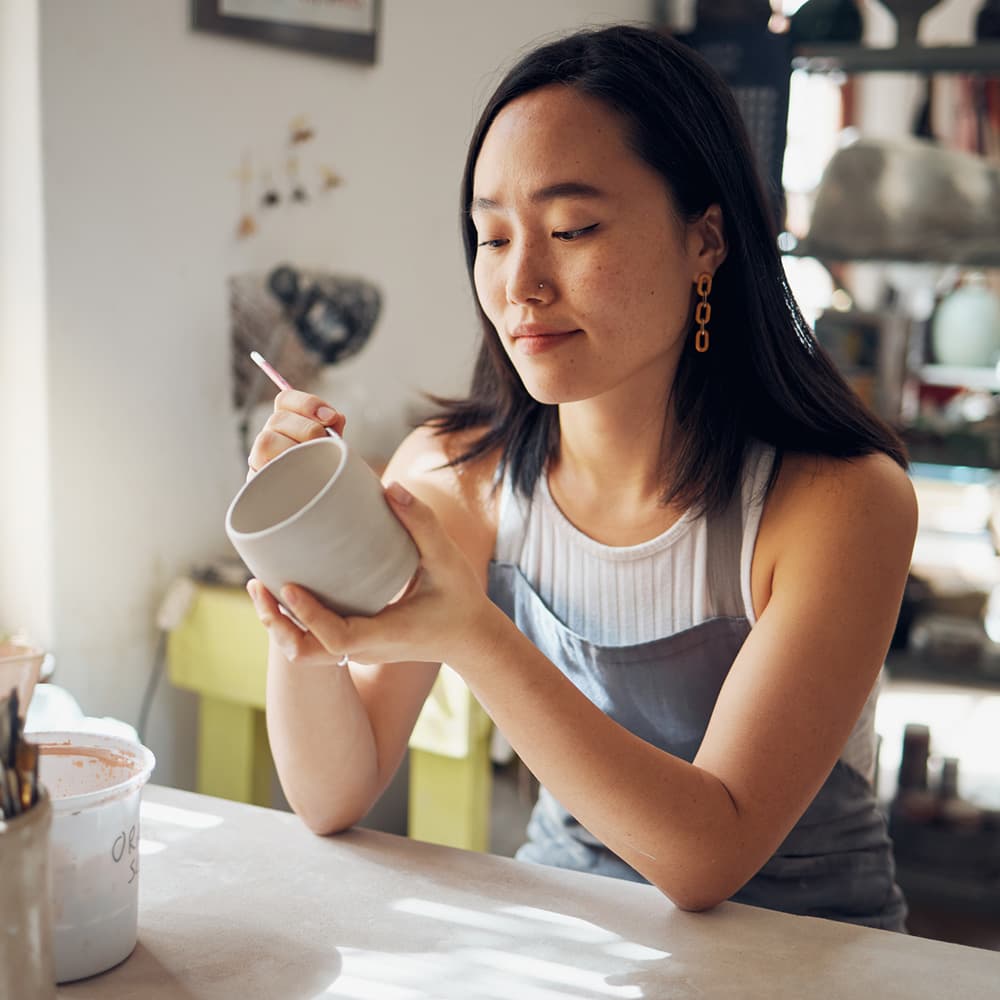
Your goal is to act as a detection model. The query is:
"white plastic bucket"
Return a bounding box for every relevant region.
[33,731,155,983]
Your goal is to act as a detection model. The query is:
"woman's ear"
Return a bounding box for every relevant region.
[688,203,727,276]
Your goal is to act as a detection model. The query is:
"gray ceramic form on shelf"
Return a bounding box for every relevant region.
[799,136,1000,266]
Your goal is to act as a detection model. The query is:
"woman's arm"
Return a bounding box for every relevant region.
[475,452,918,908]
[282,452,916,907]
[256,422,497,835]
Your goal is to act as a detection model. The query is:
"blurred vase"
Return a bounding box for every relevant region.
[931,273,1000,367]
[789,0,863,45]
[695,1,771,28]
[877,0,941,44]
[977,0,1000,40]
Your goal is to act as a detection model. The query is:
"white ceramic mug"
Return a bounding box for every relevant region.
[225,435,419,617]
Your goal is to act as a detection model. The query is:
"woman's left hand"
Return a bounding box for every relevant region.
[278,481,500,668]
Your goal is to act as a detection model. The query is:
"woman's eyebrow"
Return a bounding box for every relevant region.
[470,181,607,215]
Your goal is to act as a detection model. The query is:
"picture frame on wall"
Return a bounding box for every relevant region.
[191,0,380,64]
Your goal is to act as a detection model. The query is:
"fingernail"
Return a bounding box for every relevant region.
[317,406,338,423]
[386,481,412,505]
[281,585,300,608]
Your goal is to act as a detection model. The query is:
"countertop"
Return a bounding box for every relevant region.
[57,785,1000,999]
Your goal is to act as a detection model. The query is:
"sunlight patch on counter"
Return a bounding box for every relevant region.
[141,800,224,829]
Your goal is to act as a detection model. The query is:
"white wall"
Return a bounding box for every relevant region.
[1,0,647,789]
[0,0,53,647]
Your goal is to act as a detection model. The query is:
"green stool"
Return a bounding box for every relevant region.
[167,583,493,850]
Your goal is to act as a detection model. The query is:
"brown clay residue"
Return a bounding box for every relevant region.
[37,741,143,797]
[38,742,135,770]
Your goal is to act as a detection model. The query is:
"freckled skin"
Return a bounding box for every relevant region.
[471,85,706,408]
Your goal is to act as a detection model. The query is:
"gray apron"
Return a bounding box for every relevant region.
[487,484,908,931]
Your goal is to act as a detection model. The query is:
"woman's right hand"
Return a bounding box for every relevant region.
[246,389,347,478]
[245,389,348,667]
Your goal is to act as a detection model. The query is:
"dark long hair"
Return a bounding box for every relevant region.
[427,23,906,512]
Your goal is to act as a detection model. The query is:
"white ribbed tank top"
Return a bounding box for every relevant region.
[494,443,879,782]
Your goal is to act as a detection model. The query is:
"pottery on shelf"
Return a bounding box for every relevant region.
[931,273,1000,368]
[789,0,863,46]
[977,0,1000,41]
[877,0,943,45]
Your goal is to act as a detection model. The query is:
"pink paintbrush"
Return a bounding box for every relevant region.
[249,351,338,437]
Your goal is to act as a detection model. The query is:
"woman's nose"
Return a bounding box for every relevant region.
[506,253,552,305]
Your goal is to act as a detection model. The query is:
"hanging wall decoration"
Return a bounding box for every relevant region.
[234,151,257,238]
[289,114,315,144]
[230,264,383,455]
[260,168,281,208]
[233,115,343,240]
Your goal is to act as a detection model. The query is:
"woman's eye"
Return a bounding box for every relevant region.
[553,223,599,242]
[476,237,508,249]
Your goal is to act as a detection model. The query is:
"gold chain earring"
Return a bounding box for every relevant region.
[695,273,712,353]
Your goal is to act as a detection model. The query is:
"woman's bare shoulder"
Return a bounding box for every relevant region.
[762,450,916,559]
[382,423,501,569]
[385,423,499,495]
[752,450,917,616]
[774,450,915,517]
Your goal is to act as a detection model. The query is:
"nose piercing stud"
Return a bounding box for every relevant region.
[538,282,545,289]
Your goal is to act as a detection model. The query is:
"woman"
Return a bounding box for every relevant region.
[247,24,916,929]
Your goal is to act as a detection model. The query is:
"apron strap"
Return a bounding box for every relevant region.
[706,483,745,619]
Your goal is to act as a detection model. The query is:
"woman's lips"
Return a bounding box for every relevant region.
[512,329,580,355]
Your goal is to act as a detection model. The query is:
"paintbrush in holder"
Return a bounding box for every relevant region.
[0,687,55,999]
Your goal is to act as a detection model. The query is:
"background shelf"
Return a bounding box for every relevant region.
[793,42,1000,75]
[920,365,1000,392]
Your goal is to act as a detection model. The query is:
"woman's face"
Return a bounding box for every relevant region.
[471,84,724,407]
